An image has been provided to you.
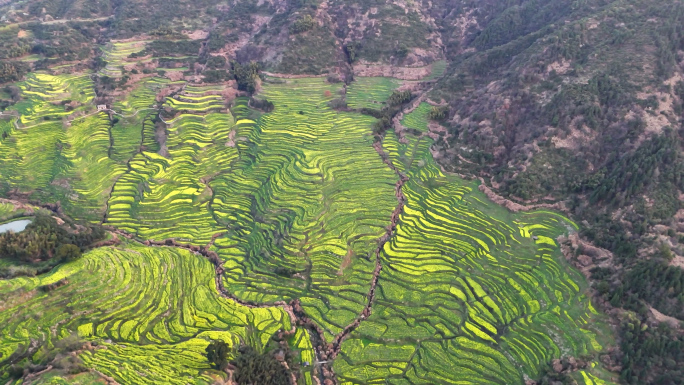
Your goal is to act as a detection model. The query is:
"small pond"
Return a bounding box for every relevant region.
[0,219,32,234]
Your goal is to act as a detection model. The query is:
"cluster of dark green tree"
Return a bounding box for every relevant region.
[205,340,293,385]
[0,20,103,85]
[0,28,32,60]
[0,62,30,84]
[619,320,683,385]
[0,85,22,113]
[27,22,99,60]
[202,69,233,84]
[589,129,683,215]
[588,252,683,385]
[249,97,275,112]
[359,90,413,134]
[290,15,315,34]
[0,214,104,264]
[232,61,261,94]
[592,258,684,321]
[343,42,361,63]
[428,106,448,121]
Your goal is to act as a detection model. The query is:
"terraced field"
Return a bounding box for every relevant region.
[400,102,432,132]
[0,73,94,195]
[0,200,30,223]
[333,128,613,384]
[108,78,164,164]
[0,243,297,384]
[99,41,150,77]
[0,203,13,220]
[105,83,235,243]
[61,113,126,221]
[346,77,401,110]
[0,118,11,140]
[0,71,615,384]
[211,78,398,339]
[165,85,226,113]
[422,60,447,81]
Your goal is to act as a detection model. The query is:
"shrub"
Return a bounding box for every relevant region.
[55,244,82,262]
[328,98,347,110]
[344,42,361,63]
[387,90,412,106]
[273,266,296,277]
[291,15,315,34]
[232,345,291,385]
[232,61,260,94]
[146,40,200,57]
[206,55,227,69]
[250,97,275,112]
[203,70,232,83]
[428,106,448,121]
[0,61,30,83]
[205,340,230,370]
[326,74,342,83]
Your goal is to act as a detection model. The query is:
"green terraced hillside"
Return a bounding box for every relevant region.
[346,77,401,110]
[334,128,614,384]
[99,41,151,78]
[211,78,398,340]
[105,83,236,244]
[0,74,616,385]
[400,102,432,133]
[0,243,309,384]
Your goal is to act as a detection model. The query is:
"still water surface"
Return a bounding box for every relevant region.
[0,219,32,234]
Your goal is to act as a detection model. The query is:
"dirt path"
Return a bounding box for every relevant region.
[4,16,115,29]
[328,143,408,358]
[102,227,330,384]
[108,107,157,119]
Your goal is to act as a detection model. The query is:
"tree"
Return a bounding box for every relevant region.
[232,61,260,94]
[232,345,291,385]
[0,213,105,264]
[0,61,29,83]
[428,106,448,121]
[290,15,315,34]
[344,42,361,63]
[205,340,229,370]
[55,244,81,262]
[387,90,412,106]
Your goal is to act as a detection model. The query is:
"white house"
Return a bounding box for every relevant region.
[97,105,108,111]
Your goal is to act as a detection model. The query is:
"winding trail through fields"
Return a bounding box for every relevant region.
[329,142,408,357]
[318,76,446,382]
[102,226,333,383]
[108,107,157,119]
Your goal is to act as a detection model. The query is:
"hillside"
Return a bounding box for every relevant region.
[0,0,682,384]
